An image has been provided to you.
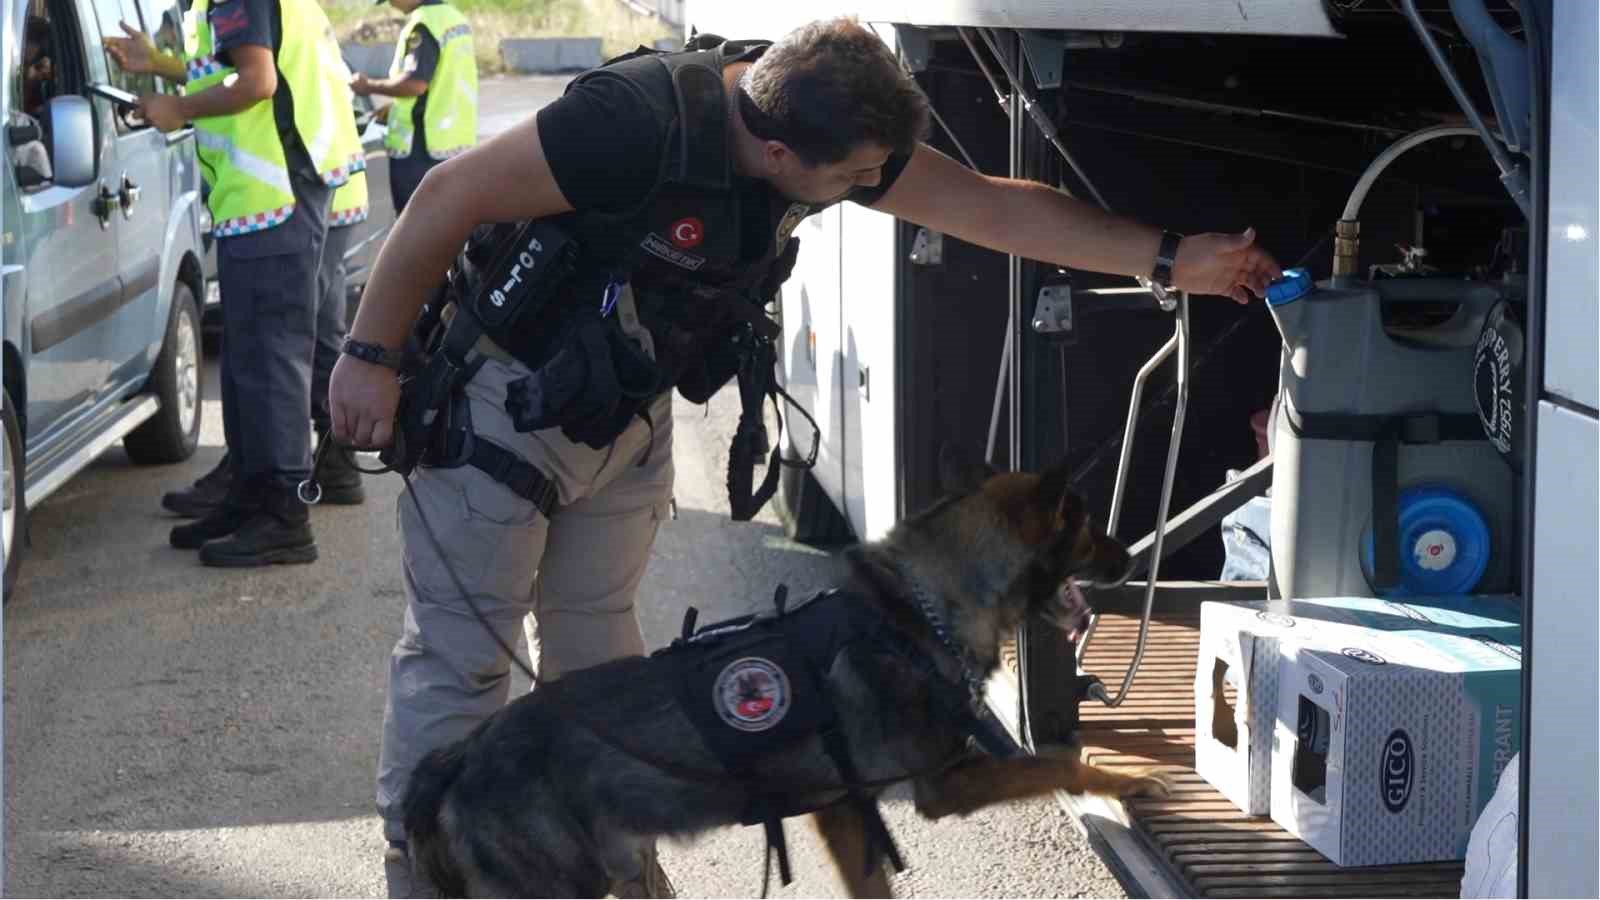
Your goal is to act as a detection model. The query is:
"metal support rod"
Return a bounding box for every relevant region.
[1006,31,1026,473]
[1080,293,1191,701]
[1105,332,1179,539]
[986,327,1012,466]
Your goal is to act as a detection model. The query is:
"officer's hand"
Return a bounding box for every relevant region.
[137,93,184,132]
[329,354,400,450]
[1171,227,1283,304]
[103,21,156,75]
[349,73,374,97]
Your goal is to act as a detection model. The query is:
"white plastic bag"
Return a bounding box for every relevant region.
[1461,753,1520,899]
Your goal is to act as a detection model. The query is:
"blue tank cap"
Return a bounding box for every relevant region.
[1361,484,1492,598]
[1266,268,1313,306]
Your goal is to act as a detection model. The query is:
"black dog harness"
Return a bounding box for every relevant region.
[655,586,1018,891]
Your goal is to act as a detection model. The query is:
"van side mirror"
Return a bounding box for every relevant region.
[45,94,96,188]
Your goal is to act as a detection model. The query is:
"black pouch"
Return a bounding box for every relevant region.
[505,316,665,449]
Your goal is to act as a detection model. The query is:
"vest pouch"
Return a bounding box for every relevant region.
[561,317,665,448]
[675,323,740,405]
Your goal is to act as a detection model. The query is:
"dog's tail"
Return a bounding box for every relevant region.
[402,742,470,897]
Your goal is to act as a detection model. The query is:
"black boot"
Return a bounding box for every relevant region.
[199,482,318,568]
[162,453,233,518]
[170,476,259,549]
[313,434,365,505]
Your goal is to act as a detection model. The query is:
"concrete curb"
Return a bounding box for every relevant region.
[499,37,603,73]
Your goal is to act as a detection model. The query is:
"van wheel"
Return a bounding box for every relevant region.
[125,282,203,464]
[777,465,855,547]
[3,386,27,601]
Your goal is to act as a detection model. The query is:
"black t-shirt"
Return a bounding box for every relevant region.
[535,53,911,258]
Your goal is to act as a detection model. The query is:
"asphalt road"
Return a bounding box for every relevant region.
[2,76,1127,899]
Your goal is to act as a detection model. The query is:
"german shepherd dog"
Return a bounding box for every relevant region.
[401,446,1170,897]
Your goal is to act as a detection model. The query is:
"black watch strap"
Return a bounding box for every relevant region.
[341,337,404,371]
[1151,230,1183,289]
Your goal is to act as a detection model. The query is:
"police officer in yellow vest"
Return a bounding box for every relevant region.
[351,0,477,214]
[105,0,365,566]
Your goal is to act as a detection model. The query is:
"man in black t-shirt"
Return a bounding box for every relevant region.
[329,19,1280,897]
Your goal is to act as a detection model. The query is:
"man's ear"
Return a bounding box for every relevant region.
[938,442,995,496]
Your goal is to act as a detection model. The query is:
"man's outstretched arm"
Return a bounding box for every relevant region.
[866,143,1282,304]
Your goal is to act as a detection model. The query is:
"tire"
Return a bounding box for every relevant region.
[776,463,855,547]
[125,281,203,464]
[3,386,27,601]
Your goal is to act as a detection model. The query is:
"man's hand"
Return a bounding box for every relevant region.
[329,354,400,449]
[103,21,157,75]
[138,93,186,132]
[350,73,374,97]
[1172,228,1282,304]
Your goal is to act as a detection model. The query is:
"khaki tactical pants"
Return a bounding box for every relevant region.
[376,355,674,839]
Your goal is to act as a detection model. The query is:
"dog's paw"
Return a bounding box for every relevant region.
[1121,773,1172,801]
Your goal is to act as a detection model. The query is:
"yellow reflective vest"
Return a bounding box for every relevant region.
[384,2,478,160]
[187,0,365,236]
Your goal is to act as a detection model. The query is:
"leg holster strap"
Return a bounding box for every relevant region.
[468,439,561,518]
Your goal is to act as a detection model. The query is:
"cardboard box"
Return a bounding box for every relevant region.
[1195,595,1519,816]
[1270,612,1522,866]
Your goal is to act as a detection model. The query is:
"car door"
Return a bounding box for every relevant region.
[10,0,124,447]
[88,0,179,393]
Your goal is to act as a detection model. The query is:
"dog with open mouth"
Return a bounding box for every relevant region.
[399,444,1167,898]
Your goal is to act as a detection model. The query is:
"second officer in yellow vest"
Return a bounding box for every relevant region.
[106,0,365,566]
[351,0,477,213]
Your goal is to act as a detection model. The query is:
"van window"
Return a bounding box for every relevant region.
[90,0,178,133]
[8,0,92,189]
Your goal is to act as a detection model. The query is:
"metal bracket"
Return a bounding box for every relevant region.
[1030,283,1072,334]
[909,227,944,266]
[1018,32,1064,90]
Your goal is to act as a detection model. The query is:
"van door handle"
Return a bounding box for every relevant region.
[93,180,120,229]
[119,174,141,218]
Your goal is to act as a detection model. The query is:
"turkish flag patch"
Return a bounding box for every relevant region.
[669,217,704,250]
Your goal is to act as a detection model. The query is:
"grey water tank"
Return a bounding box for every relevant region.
[1267,273,1514,599]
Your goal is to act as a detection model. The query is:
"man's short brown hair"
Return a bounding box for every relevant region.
[740,18,931,166]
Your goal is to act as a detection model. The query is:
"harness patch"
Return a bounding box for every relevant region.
[642,231,707,270]
[713,656,791,732]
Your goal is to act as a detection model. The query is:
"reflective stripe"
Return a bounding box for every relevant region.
[187,54,222,82]
[194,130,294,195]
[330,207,369,227]
[214,204,296,236]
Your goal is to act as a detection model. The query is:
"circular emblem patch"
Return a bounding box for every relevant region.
[713,657,791,733]
[670,217,704,249]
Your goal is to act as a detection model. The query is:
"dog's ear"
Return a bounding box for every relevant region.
[1036,457,1087,532]
[938,442,995,496]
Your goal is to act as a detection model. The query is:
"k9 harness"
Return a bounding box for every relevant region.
[378,36,820,523]
[653,584,1019,893]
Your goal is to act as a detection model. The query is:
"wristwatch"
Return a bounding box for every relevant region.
[340,336,404,371]
[1150,230,1183,290]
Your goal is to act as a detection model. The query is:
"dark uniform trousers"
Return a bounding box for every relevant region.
[216,171,332,487]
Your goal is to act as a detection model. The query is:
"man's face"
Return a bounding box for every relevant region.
[763,141,892,205]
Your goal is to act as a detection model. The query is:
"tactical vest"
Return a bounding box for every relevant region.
[384,2,478,161]
[188,0,365,236]
[451,39,814,445]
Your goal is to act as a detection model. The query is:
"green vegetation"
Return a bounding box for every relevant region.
[326,0,679,75]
